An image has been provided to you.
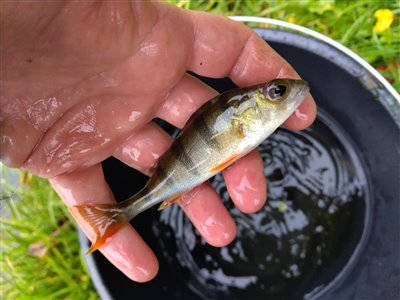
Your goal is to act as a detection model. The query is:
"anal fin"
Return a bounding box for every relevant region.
[158,194,183,211]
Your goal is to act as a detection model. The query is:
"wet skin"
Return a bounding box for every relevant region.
[1,1,316,282]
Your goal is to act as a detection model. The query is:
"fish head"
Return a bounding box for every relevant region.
[252,78,310,126]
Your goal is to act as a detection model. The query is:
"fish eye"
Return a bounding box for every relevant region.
[264,82,288,101]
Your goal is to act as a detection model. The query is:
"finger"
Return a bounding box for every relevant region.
[114,124,237,247]
[222,150,267,214]
[156,73,217,129]
[283,93,317,130]
[113,127,259,248]
[178,183,237,247]
[186,12,316,128]
[114,122,172,175]
[49,164,158,282]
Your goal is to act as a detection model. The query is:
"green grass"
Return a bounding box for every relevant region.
[171,0,400,92]
[1,1,399,299]
[1,170,98,300]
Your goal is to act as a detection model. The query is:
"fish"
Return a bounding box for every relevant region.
[70,78,310,254]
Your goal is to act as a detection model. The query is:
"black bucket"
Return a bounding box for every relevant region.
[78,24,400,300]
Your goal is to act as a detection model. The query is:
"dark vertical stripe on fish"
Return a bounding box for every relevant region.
[170,140,197,173]
[196,114,221,150]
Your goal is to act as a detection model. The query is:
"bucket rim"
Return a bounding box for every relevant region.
[230,16,400,111]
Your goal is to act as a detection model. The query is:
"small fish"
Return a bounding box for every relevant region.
[70,78,310,253]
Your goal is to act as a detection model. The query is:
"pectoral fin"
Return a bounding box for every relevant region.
[209,153,240,172]
[232,119,246,139]
[158,194,183,211]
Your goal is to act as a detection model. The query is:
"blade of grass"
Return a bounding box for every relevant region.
[1,167,98,299]
[340,10,371,45]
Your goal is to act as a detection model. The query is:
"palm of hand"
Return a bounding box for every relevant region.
[1,2,316,282]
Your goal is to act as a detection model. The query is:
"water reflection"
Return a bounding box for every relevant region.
[153,113,369,299]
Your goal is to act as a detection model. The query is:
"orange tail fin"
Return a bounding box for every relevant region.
[69,204,129,254]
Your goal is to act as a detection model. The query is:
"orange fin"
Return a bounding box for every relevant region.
[158,194,183,211]
[209,154,240,172]
[69,204,128,254]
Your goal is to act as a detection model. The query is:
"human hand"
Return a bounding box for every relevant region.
[1,1,316,282]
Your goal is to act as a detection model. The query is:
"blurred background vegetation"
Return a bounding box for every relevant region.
[174,0,399,91]
[1,1,398,299]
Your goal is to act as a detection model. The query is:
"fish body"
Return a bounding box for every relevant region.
[70,79,310,253]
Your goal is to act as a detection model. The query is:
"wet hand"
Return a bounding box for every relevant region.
[1,1,316,282]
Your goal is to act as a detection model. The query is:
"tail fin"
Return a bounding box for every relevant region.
[69,204,129,254]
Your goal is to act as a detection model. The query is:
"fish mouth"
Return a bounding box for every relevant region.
[298,80,310,96]
[292,81,310,103]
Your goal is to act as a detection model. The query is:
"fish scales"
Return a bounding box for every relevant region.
[150,89,258,198]
[69,79,310,253]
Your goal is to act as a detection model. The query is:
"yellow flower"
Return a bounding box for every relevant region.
[287,16,297,24]
[323,3,333,11]
[373,8,394,33]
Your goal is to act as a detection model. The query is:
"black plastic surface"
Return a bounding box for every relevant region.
[81,29,400,300]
